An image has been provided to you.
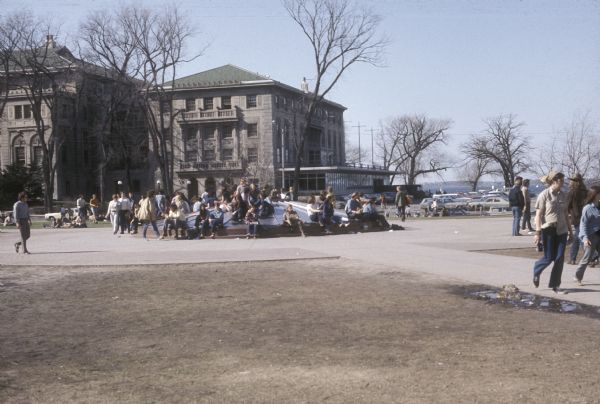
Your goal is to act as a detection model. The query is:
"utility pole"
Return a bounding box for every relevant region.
[352,122,366,165]
[370,128,374,166]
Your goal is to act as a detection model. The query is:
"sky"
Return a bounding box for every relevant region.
[2,0,599,180]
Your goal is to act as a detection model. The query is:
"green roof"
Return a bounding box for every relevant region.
[173,64,271,88]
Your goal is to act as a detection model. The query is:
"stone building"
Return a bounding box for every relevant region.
[168,64,392,197]
[0,38,149,203]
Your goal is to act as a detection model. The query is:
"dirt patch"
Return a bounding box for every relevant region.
[1,260,600,403]
[474,246,543,259]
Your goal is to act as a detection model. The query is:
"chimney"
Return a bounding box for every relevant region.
[46,35,56,48]
[301,77,309,93]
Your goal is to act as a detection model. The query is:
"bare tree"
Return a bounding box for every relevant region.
[7,13,74,211]
[80,5,202,195]
[0,13,23,119]
[463,114,530,187]
[456,157,492,191]
[345,138,367,166]
[283,0,387,198]
[559,112,599,178]
[378,114,452,185]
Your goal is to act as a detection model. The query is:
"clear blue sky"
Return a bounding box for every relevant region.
[3,0,599,178]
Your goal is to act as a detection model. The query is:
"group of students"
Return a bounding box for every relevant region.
[529,170,600,293]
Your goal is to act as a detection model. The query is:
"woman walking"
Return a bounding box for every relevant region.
[532,171,573,293]
[13,191,31,254]
[573,186,600,285]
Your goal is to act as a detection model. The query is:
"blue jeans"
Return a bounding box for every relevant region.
[142,220,160,238]
[521,208,533,231]
[533,228,567,288]
[569,225,581,263]
[575,233,600,281]
[511,207,522,236]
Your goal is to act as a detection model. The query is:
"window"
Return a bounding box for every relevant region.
[185,150,197,162]
[33,146,43,166]
[23,105,32,119]
[202,126,214,140]
[247,123,258,137]
[274,95,280,109]
[185,99,196,112]
[222,149,233,161]
[247,148,258,163]
[203,97,213,110]
[246,94,257,108]
[222,126,233,138]
[221,96,231,110]
[14,145,25,164]
[308,150,320,165]
[160,100,171,113]
[14,105,22,119]
[202,149,215,161]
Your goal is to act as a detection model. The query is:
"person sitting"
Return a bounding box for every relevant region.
[361,197,391,229]
[208,202,225,239]
[258,196,275,218]
[344,192,363,220]
[161,203,186,239]
[193,203,209,239]
[283,204,305,237]
[245,205,259,239]
[306,194,322,223]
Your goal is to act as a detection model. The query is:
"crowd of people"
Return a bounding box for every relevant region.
[506,171,600,294]
[88,179,394,241]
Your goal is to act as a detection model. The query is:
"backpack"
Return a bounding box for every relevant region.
[508,188,519,207]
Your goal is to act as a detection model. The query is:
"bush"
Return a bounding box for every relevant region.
[0,163,43,210]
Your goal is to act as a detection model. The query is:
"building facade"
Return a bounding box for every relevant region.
[0,39,150,203]
[168,65,392,197]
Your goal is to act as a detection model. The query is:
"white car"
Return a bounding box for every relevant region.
[468,196,509,211]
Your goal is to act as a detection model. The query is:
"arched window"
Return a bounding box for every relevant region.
[31,135,43,167]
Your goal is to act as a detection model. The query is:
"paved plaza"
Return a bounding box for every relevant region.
[2,216,599,306]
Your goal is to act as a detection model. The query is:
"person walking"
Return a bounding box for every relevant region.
[13,191,31,254]
[573,185,600,285]
[118,192,132,234]
[105,194,120,235]
[520,179,534,233]
[394,186,407,222]
[532,171,572,293]
[508,176,525,236]
[89,194,100,223]
[137,190,161,240]
[567,173,587,265]
[76,194,88,226]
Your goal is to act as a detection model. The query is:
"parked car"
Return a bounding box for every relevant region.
[467,196,509,211]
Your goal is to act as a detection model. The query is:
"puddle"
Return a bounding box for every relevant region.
[458,284,600,319]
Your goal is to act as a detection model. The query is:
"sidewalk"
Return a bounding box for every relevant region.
[1,216,598,306]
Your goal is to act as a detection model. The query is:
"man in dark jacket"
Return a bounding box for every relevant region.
[508,176,525,236]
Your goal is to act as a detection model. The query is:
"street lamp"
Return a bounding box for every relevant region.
[272,120,285,189]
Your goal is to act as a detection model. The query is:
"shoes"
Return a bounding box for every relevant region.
[553,287,568,294]
[533,275,540,288]
[324,230,333,235]
[211,233,215,239]
[527,231,535,235]
[23,250,30,254]
[14,242,19,253]
[159,236,164,240]
[573,276,583,286]
[567,260,576,265]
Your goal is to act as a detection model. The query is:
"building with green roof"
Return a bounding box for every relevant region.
[166,64,392,197]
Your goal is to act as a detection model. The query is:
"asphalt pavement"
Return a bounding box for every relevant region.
[1,216,599,307]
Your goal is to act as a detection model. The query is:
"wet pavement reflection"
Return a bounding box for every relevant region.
[459,284,600,319]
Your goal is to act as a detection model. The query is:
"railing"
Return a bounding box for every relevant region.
[8,118,37,128]
[179,160,243,171]
[178,109,237,122]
